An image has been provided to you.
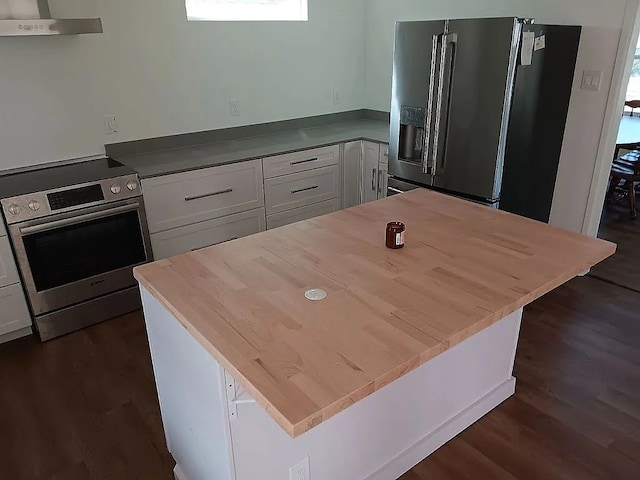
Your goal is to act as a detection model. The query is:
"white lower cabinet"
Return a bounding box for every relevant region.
[142,141,388,259]
[142,160,264,234]
[342,142,362,209]
[150,208,266,260]
[0,283,31,337]
[264,165,340,215]
[378,144,389,200]
[266,199,340,230]
[0,235,20,288]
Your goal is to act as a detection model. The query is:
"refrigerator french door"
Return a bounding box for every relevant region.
[389,17,524,204]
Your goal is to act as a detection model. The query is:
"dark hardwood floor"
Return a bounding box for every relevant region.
[591,201,640,292]
[1,277,639,479]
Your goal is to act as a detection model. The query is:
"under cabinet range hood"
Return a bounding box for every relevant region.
[0,0,102,36]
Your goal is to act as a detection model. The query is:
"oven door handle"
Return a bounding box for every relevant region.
[19,203,141,236]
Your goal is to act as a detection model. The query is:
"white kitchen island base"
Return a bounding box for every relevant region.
[141,287,523,480]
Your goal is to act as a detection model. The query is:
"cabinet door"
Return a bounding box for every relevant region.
[378,144,389,200]
[342,141,362,208]
[362,142,380,203]
[0,284,31,337]
[0,235,19,289]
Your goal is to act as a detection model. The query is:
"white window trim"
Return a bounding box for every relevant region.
[186,0,308,22]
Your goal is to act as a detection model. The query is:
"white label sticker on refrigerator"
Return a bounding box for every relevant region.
[534,35,546,51]
[521,32,535,66]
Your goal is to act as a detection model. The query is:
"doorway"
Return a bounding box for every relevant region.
[590,35,640,291]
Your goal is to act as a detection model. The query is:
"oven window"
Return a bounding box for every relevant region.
[23,211,147,292]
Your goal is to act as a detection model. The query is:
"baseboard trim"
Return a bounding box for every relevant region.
[173,464,185,480]
[0,326,33,345]
[366,377,516,480]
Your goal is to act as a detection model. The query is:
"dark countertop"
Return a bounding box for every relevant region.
[113,119,389,179]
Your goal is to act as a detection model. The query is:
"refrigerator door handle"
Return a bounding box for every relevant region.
[432,32,457,176]
[422,34,441,175]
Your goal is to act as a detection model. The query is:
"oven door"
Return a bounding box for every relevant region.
[9,198,153,316]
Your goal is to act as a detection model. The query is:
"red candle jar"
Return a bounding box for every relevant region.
[386,222,406,249]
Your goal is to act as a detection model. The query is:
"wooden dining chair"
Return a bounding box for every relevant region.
[625,100,640,117]
[606,150,640,219]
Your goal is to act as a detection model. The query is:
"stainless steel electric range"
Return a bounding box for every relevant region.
[0,158,153,341]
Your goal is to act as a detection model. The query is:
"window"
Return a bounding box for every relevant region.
[186,0,308,22]
[625,36,640,109]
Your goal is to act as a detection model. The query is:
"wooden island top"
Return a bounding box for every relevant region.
[134,189,615,438]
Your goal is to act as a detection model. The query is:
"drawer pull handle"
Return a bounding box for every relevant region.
[290,157,319,166]
[185,188,233,202]
[291,185,319,194]
[372,168,377,191]
[191,237,238,251]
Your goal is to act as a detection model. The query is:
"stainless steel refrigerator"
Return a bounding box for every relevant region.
[389,17,581,222]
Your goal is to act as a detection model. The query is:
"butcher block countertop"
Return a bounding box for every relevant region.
[134,190,616,438]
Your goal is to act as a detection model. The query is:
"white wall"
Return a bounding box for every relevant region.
[0,0,366,170]
[364,0,628,232]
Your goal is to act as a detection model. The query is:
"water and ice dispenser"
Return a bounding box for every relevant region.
[399,106,425,162]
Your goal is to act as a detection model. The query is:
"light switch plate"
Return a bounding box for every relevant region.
[581,70,603,91]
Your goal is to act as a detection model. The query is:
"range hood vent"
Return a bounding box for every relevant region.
[0,0,102,36]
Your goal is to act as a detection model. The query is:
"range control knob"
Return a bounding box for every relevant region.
[110,185,121,195]
[8,204,20,215]
[28,200,41,211]
[126,180,139,191]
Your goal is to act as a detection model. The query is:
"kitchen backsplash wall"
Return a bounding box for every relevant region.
[0,0,366,170]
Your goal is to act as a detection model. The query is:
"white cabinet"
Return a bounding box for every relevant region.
[142,160,264,234]
[0,284,31,337]
[263,145,339,179]
[151,208,266,260]
[363,141,381,203]
[0,235,19,288]
[142,160,268,259]
[264,165,340,215]
[378,144,389,200]
[141,139,387,256]
[266,199,340,230]
[342,142,362,209]
[362,141,389,203]
[0,228,32,343]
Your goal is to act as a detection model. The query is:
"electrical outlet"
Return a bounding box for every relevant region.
[289,456,310,480]
[333,89,341,105]
[229,99,240,116]
[104,115,118,134]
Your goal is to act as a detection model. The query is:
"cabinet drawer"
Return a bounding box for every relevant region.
[151,208,266,259]
[0,235,19,289]
[0,283,31,337]
[264,166,340,215]
[263,145,339,179]
[142,160,264,234]
[267,199,340,230]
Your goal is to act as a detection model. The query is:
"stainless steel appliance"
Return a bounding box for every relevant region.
[0,0,102,37]
[390,17,581,222]
[0,159,152,341]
